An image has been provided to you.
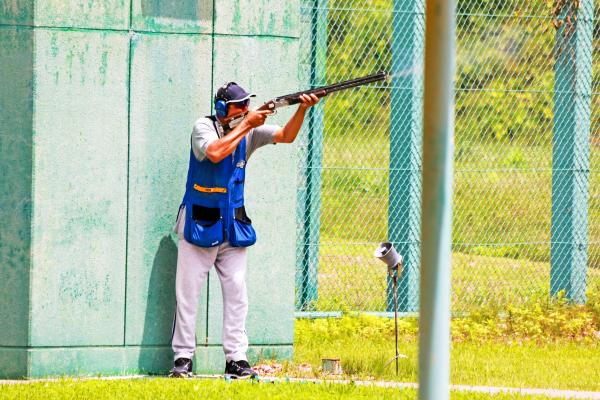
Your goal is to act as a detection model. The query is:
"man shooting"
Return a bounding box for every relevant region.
[170,81,319,379]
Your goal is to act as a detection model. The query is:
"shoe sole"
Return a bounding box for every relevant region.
[224,373,257,380]
[169,372,193,378]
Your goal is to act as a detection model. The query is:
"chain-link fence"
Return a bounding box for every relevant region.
[295,0,600,314]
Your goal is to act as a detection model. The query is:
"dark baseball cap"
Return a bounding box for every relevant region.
[215,82,256,104]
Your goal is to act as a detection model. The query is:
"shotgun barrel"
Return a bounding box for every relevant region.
[257,71,388,111]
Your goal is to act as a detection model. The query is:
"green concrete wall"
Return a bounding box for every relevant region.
[208,35,299,349]
[0,26,33,350]
[0,0,299,378]
[30,28,130,347]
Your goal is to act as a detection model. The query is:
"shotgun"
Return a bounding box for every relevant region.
[226,71,388,129]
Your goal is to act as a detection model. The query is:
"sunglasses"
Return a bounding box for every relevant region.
[230,99,250,108]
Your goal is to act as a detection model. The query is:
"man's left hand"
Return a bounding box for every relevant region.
[298,93,320,110]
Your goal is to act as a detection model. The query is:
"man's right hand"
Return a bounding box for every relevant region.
[244,110,272,128]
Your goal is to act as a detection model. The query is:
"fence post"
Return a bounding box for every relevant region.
[550,0,593,304]
[419,0,455,396]
[388,0,424,312]
[297,0,327,310]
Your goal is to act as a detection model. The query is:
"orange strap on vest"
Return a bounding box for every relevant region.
[193,183,227,194]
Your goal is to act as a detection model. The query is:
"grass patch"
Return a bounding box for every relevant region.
[313,244,600,312]
[290,309,600,391]
[0,378,569,400]
[293,336,600,392]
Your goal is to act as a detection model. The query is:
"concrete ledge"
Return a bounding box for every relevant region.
[0,349,28,379]
[0,345,292,379]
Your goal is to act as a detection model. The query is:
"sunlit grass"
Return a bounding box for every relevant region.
[291,314,600,391]
[292,338,600,391]
[0,378,558,400]
[312,242,600,312]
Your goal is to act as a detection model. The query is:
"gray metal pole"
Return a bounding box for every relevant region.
[418,0,455,399]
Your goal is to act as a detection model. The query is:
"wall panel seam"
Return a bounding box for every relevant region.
[205,0,217,345]
[0,23,298,39]
[27,7,38,353]
[123,16,134,346]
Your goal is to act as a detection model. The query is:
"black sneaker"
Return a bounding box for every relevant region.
[224,360,258,380]
[169,357,193,378]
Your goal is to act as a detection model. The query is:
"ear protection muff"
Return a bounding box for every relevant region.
[215,99,228,118]
[214,82,235,118]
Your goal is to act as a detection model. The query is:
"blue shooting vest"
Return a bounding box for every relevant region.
[180,117,256,248]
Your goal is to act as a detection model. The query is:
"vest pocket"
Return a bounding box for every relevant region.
[229,206,256,247]
[183,204,224,247]
[234,206,252,224]
[192,205,220,223]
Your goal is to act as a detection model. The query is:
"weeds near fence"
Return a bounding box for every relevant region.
[291,298,600,389]
[299,293,600,345]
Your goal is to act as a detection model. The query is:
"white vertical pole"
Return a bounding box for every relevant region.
[418,0,455,399]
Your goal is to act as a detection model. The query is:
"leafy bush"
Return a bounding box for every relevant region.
[295,313,418,345]
[298,296,600,344]
[453,293,600,343]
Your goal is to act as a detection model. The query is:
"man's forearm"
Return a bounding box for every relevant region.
[205,121,252,163]
[275,107,307,144]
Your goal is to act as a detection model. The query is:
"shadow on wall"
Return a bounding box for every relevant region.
[139,235,178,373]
[141,0,212,22]
[0,3,34,353]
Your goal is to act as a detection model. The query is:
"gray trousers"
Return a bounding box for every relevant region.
[172,208,249,362]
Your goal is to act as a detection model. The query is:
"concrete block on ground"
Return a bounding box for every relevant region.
[0,3,300,379]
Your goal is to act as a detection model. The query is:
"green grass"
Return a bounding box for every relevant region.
[293,338,600,391]
[291,314,600,391]
[0,378,557,400]
[313,242,600,312]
